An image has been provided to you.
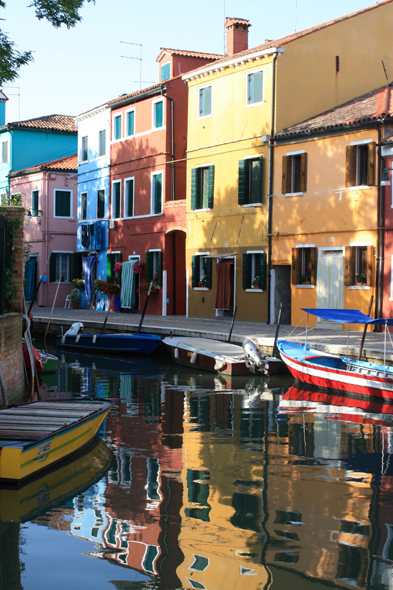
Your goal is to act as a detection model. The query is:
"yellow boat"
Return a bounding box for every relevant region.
[0,437,112,522]
[0,400,113,483]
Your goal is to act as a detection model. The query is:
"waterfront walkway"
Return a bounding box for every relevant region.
[30,306,393,363]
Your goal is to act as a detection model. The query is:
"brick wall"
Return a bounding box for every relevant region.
[3,206,25,313]
[0,313,26,404]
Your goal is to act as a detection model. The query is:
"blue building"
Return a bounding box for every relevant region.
[0,109,77,199]
[75,102,111,309]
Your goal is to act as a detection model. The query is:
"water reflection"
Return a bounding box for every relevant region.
[8,346,393,589]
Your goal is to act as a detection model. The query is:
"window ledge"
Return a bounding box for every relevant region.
[242,203,262,208]
[246,288,263,292]
[285,192,304,198]
[389,297,393,301]
[348,285,371,290]
[193,208,210,213]
[296,284,315,288]
[194,287,209,291]
[347,185,372,191]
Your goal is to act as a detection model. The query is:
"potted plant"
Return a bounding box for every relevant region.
[355,272,367,286]
[72,278,85,290]
[299,273,311,285]
[198,275,207,288]
[69,288,82,309]
[252,276,260,289]
[132,262,144,274]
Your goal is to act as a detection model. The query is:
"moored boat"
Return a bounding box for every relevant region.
[163,336,281,376]
[0,399,112,483]
[56,331,161,355]
[278,308,393,400]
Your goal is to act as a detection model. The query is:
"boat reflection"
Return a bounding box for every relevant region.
[0,438,112,523]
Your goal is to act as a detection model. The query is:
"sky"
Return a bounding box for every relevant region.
[1,0,383,123]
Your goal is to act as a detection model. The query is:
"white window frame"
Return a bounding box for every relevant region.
[245,249,265,292]
[53,189,73,219]
[125,108,136,138]
[112,113,123,141]
[349,138,373,189]
[285,149,306,197]
[124,176,134,218]
[97,188,105,219]
[148,249,162,279]
[80,191,87,221]
[152,99,164,130]
[198,85,212,119]
[194,251,210,290]
[246,68,264,107]
[52,250,73,283]
[295,244,316,289]
[98,129,106,157]
[151,171,163,215]
[161,62,171,82]
[31,189,39,216]
[1,140,8,164]
[194,163,213,211]
[111,180,121,219]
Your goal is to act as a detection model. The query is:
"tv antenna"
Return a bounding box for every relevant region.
[3,86,20,121]
[121,41,143,90]
[294,0,297,32]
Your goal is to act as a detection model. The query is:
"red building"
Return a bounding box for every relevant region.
[108,49,221,316]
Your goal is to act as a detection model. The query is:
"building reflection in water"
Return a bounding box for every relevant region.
[33,356,393,589]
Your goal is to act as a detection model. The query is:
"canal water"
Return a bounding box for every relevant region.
[2,342,393,590]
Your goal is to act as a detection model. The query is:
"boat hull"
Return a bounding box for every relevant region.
[164,337,281,376]
[278,340,393,400]
[56,333,161,355]
[0,401,112,483]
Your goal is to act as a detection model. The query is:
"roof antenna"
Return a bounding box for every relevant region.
[223,0,226,55]
[294,0,297,32]
[121,41,142,90]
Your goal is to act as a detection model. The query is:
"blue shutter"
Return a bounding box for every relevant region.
[191,256,198,287]
[205,258,212,289]
[49,253,56,282]
[191,168,197,210]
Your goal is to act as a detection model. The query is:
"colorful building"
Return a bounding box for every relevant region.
[106,49,221,316]
[272,84,393,329]
[183,1,393,323]
[0,114,77,201]
[9,154,79,308]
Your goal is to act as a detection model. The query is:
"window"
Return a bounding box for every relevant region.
[192,254,212,289]
[145,250,162,286]
[161,62,170,82]
[124,178,134,217]
[345,245,373,286]
[1,140,8,164]
[112,181,121,218]
[49,252,77,283]
[292,246,316,285]
[81,136,88,161]
[191,165,214,210]
[81,191,87,220]
[31,190,39,216]
[99,130,106,156]
[346,141,375,187]
[189,555,209,572]
[97,189,105,219]
[153,101,163,129]
[151,172,162,214]
[54,189,72,218]
[113,114,122,140]
[198,86,212,118]
[243,251,267,290]
[247,70,263,105]
[282,152,307,194]
[126,110,135,137]
[238,157,263,205]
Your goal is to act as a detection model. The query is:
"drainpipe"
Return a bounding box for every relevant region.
[161,89,175,201]
[267,52,278,324]
[376,124,383,322]
[45,172,49,307]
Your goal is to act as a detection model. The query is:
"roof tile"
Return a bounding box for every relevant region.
[9,154,78,176]
[7,114,76,133]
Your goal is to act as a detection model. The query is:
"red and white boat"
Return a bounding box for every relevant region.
[277,308,393,400]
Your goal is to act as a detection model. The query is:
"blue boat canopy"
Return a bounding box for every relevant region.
[301,308,393,326]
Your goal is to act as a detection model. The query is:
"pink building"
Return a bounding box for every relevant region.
[9,154,79,308]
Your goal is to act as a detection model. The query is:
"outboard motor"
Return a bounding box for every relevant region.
[242,339,268,375]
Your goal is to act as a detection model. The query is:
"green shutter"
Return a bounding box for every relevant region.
[107,253,116,280]
[156,251,163,286]
[49,253,56,282]
[205,258,212,289]
[145,251,153,281]
[70,253,82,280]
[128,111,134,136]
[238,160,245,205]
[243,253,251,289]
[154,174,162,214]
[251,157,263,203]
[259,252,267,290]
[155,102,163,128]
[191,168,197,210]
[191,256,198,287]
[208,165,214,209]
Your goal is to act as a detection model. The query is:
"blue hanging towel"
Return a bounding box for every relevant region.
[83,255,97,300]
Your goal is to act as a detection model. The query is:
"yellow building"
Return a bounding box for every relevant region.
[272,84,393,328]
[183,1,393,323]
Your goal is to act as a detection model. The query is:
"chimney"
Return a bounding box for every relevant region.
[225,18,251,57]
